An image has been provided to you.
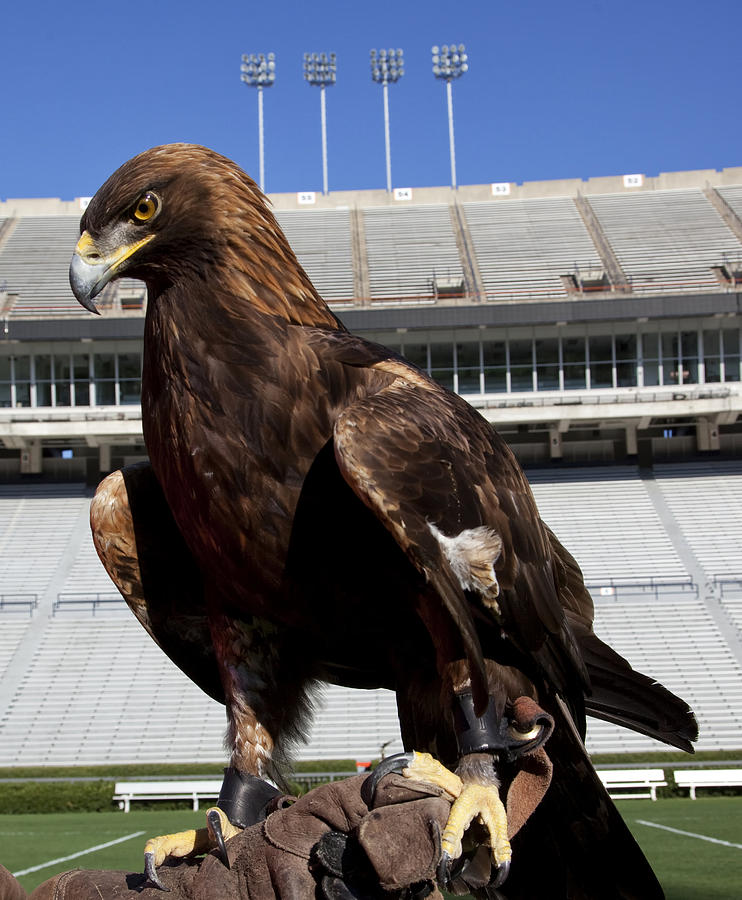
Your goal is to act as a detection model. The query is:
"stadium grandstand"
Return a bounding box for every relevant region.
[1,165,742,767]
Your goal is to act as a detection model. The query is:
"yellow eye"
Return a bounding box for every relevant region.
[133,192,159,222]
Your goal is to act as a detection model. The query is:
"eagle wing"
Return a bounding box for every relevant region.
[91,461,224,704]
[332,357,588,715]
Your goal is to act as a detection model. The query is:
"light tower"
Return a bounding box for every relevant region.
[431,44,468,189]
[370,48,404,193]
[240,52,276,193]
[303,52,337,195]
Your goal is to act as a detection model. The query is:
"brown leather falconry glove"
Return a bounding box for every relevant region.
[6,775,449,900]
[5,742,552,900]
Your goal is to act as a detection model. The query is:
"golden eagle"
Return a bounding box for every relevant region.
[70,144,696,898]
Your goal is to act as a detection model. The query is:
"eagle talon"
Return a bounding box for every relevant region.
[436,850,452,890]
[491,859,510,889]
[207,808,231,868]
[144,851,170,892]
[437,848,509,894]
[362,752,416,804]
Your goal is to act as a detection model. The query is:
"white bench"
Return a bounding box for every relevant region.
[114,780,222,812]
[597,769,667,801]
[673,768,742,799]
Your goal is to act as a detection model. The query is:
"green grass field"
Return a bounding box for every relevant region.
[1,798,740,897]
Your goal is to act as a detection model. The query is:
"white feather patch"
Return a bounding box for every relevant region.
[428,522,503,611]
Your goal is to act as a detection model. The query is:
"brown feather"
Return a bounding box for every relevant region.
[91,469,151,634]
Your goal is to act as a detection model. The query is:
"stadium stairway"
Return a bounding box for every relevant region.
[0,486,93,719]
[642,468,742,661]
[0,217,18,258]
[573,193,629,290]
[703,186,742,245]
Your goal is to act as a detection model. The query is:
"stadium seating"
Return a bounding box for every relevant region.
[0,615,226,766]
[2,174,742,315]
[362,204,463,302]
[0,612,403,766]
[525,464,742,752]
[305,684,403,760]
[1,465,741,765]
[0,217,82,315]
[653,460,742,578]
[0,479,404,765]
[274,208,355,303]
[717,584,742,641]
[0,483,89,597]
[587,189,741,294]
[59,522,120,595]
[0,620,31,680]
[527,466,687,584]
[462,196,603,301]
[713,185,742,233]
[587,593,742,752]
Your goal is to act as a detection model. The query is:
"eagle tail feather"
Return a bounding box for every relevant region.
[579,628,698,752]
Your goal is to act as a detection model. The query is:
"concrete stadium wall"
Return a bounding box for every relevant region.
[4,165,742,215]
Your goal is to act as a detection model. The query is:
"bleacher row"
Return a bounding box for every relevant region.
[1,462,742,765]
[2,185,742,315]
[464,196,603,301]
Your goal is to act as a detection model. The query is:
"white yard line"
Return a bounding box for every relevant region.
[12,830,146,876]
[636,819,742,850]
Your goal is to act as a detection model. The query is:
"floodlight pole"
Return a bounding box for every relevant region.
[382,81,392,194]
[241,52,276,193]
[320,85,328,195]
[370,49,404,194]
[446,79,457,190]
[304,53,336,195]
[257,86,266,193]
[432,44,468,190]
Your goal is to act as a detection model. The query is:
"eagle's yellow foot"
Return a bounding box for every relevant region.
[143,807,242,891]
[369,751,511,890]
[439,781,511,888]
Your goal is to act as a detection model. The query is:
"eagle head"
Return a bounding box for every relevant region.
[69,143,286,313]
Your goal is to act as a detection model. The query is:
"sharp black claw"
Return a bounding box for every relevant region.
[436,850,452,891]
[491,859,510,889]
[361,752,416,806]
[144,851,170,892]
[207,808,231,868]
[438,848,509,895]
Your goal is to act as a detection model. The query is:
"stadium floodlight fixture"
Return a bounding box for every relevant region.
[241,51,277,87]
[304,52,337,195]
[370,47,405,85]
[370,48,404,193]
[431,44,468,189]
[431,43,468,80]
[240,52,276,193]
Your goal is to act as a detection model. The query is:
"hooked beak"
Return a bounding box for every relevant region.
[69,230,154,314]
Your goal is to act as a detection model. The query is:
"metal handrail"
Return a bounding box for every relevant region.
[53,592,123,615]
[587,578,698,601]
[0,593,38,616]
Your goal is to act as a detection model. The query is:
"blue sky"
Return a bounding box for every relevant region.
[2,0,740,200]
